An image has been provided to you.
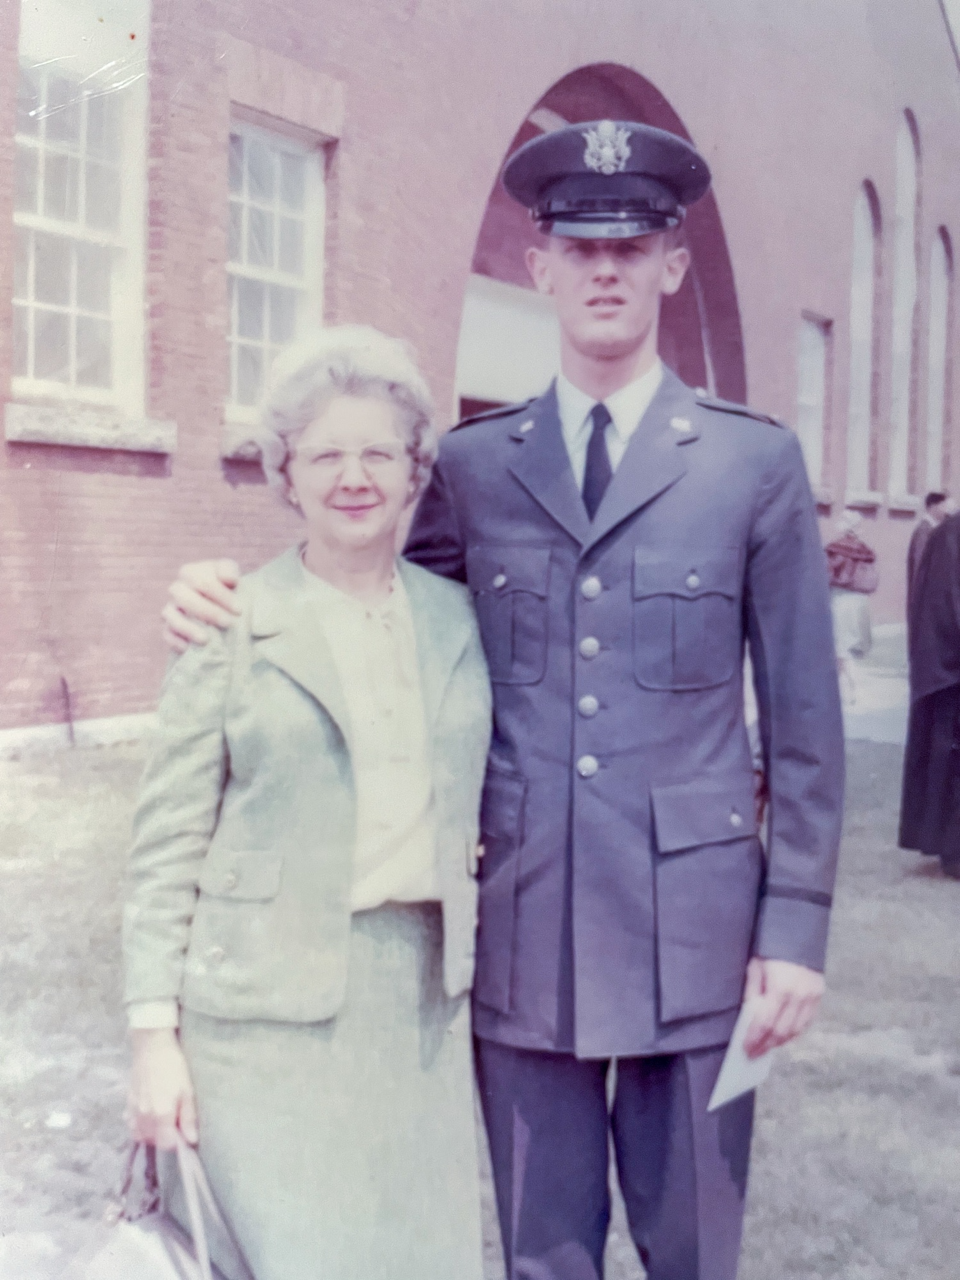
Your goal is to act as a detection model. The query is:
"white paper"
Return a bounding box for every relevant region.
[707,999,778,1112]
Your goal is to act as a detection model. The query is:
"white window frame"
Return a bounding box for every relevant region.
[11,2,148,420]
[224,120,325,427]
[845,184,883,507]
[795,312,832,497]
[888,113,921,506]
[926,230,953,491]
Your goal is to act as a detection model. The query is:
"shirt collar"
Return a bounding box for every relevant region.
[555,359,664,444]
[297,548,404,620]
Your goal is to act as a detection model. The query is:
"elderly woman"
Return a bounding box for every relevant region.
[123,326,492,1280]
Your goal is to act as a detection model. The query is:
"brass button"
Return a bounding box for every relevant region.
[492,573,507,589]
[686,572,701,590]
[578,695,599,718]
[730,811,744,829]
[579,636,601,659]
[576,754,599,778]
[207,945,225,964]
[580,576,602,600]
[223,871,239,891]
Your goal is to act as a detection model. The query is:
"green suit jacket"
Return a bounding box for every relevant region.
[123,547,493,1022]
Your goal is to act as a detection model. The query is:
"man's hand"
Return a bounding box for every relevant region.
[742,956,825,1059]
[127,1028,198,1149]
[161,559,241,653]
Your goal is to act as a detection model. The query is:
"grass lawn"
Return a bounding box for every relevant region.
[0,738,958,1278]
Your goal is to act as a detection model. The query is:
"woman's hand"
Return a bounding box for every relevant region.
[127,1029,199,1149]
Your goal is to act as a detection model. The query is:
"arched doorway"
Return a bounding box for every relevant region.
[455,63,746,417]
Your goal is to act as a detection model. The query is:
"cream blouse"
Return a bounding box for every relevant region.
[128,558,437,1031]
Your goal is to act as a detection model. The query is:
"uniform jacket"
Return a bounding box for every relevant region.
[123,547,492,1023]
[405,368,845,1058]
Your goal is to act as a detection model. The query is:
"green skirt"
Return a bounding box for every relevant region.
[168,902,483,1280]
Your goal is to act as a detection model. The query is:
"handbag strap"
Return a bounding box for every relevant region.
[119,1140,253,1280]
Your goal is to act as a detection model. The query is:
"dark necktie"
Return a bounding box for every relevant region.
[582,403,613,519]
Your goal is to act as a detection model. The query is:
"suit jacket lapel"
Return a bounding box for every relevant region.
[507,385,591,546]
[249,548,353,747]
[585,369,700,551]
[399,559,472,729]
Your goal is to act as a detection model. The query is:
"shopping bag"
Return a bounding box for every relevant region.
[80,1137,255,1280]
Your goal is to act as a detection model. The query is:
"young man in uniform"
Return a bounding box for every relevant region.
[162,121,844,1280]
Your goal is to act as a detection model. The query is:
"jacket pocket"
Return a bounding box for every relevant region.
[198,850,284,901]
[474,769,527,1013]
[465,545,551,685]
[650,775,762,1022]
[632,549,741,690]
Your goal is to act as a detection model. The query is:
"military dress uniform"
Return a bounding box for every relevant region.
[405,122,845,1280]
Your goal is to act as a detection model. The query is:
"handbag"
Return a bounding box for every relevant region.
[78,1137,255,1280]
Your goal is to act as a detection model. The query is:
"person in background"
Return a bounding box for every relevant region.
[907,491,950,615]
[824,509,878,706]
[900,509,960,879]
[123,326,492,1280]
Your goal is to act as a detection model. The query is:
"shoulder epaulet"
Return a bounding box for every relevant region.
[695,392,784,428]
[451,397,537,430]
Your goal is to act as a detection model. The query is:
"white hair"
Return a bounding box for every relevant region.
[256,325,438,504]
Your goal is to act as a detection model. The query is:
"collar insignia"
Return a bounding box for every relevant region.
[583,121,632,176]
[670,416,692,433]
[519,419,535,433]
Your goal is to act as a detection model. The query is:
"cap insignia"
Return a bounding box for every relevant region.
[583,121,632,176]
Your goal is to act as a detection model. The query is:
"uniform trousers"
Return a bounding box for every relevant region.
[475,1037,754,1280]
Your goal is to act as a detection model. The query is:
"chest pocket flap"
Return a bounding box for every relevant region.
[465,546,552,684]
[632,549,742,690]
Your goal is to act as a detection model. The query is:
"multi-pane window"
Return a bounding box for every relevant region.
[926,230,953,490]
[796,314,832,489]
[846,184,881,498]
[227,125,323,411]
[14,68,120,389]
[13,0,148,414]
[888,113,921,499]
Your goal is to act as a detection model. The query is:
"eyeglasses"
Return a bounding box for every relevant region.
[295,443,411,474]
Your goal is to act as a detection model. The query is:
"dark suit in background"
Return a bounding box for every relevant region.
[907,516,935,616]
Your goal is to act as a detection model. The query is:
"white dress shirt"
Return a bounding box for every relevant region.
[555,359,664,490]
[128,559,437,1031]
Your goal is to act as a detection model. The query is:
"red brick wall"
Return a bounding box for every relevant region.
[1,0,959,727]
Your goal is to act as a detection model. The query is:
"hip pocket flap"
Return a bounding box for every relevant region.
[198,851,284,901]
[651,776,758,854]
[480,769,528,842]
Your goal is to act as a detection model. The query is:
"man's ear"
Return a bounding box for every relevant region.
[660,245,691,298]
[526,245,553,295]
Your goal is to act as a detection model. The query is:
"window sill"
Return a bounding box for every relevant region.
[844,490,884,511]
[221,414,263,462]
[887,494,920,514]
[5,401,176,453]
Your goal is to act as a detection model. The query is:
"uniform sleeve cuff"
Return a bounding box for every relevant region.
[127,999,180,1030]
[753,892,831,972]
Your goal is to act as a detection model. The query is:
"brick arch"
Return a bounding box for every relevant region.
[469,63,747,402]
